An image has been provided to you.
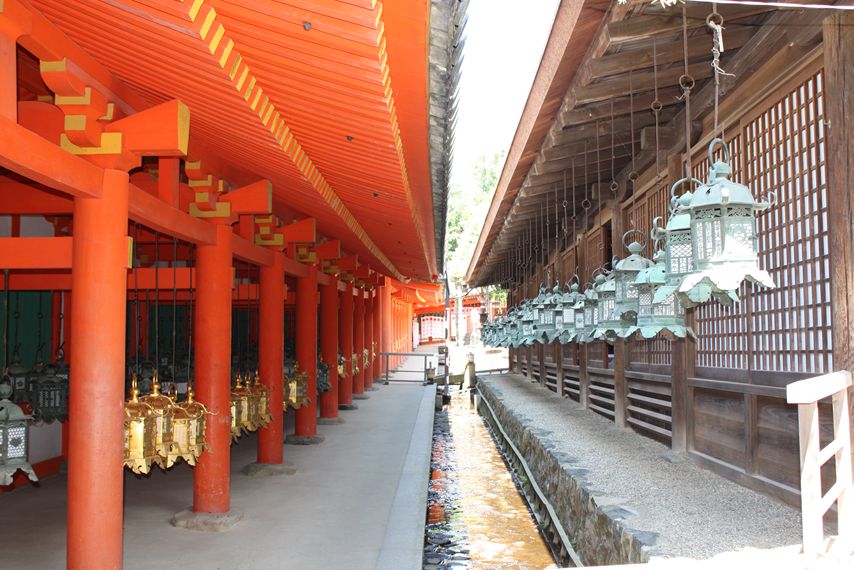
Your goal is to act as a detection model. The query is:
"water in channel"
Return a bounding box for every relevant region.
[424,389,557,569]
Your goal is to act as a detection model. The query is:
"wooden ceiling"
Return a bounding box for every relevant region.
[466,0,832,287]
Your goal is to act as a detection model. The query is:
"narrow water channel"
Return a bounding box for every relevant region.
[424,390,557,569]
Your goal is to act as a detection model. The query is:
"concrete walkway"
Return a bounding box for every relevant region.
[3,382,436,569]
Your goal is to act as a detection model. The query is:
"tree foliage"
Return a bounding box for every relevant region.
[444,150,506,291]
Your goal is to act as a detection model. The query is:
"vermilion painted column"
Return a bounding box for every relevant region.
[257,251,284,464]
[67,169,128,570]
[364,294,374,389]
[380,284,392,373]
[339,283,355,408]
[373,289,382,378]
[319,274,339,418]
[193,223,233,514]
[353,287,366,395]
[294,265,319,437]
[1,32,15,120]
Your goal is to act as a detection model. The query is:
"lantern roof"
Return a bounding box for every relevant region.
[689,161,758,210]
[0,398,30,421]
[635,255,667,288]
[615,241,653,272]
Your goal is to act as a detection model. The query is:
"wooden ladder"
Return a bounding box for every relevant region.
[787,371,853,555]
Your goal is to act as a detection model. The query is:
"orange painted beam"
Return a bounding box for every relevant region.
[0,114,102,198]
[0,179,73,214]
[312,239,341,260]
[221,179,272,215]
[0,237,72,268]
[280,218,316,244]
[232,234,273,267]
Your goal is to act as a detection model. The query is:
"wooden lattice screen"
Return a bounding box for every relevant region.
[692,70,831,375]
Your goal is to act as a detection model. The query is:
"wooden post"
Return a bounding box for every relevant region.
[614,338,627,428]
[0,32,16,121]
[539,343,546,387]
[353,287,365,395]
[294,265,319,437]
[67,170,128,570]
[824,11,854,470]
[339,282,354,408]
[579,344,590,409]
[670,337,689,452]
[556,342,564,396]
[319,274,339,418]
[257,251,285,464]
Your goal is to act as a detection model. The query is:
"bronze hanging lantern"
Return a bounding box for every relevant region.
[0,374,38,486]
[249,370,272,429]
[613,233,654,326]
[557,281,584,344]
[178,385,209,463]
[123,374,160,474]
[28,363,68,424]
[230,372,253,440]
[593,270,623,342]
[139,370,180,469]
[677,138,775,306]
[622,247,691,340]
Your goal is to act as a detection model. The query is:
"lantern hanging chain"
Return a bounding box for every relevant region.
[12,286,20,360]
[35,293,43,364]
[171,237,178,386]
[187,244,195,387]
[2,269,9,373]
[708,6,733,141]
[256,263,261,371]
[133,223,141,374]
[678,5,695,182]
[154,231,160,374]
[652,36,662,176]
[555,185,560,283]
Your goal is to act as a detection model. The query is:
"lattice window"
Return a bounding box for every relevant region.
[694,70,831,374]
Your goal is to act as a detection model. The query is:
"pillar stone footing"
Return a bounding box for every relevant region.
[353,393,370,400]
[338,403,359,411]
[170,509,243,532]
[285,434,325,445]
[365,386,380,392]
[318,417,345,425]
[241,462,297,477]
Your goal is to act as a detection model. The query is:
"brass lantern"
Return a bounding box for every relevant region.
[230,372,253,440]
[678,138,775,306]
[284,363,310,411]
[249,370,272,428]
[623,249,691,339]
[337,352,347,380]
[362,348,370,371]
[0,375,38,486]
[140,371,180,469]
[168,386,195,465]
[124,374,160,474]
[179,386,209,462]
[351,353,360,377]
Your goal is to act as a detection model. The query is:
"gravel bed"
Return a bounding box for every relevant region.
[480,375,804,560]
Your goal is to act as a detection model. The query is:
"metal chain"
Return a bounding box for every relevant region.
[171,237,178,385]
[154,231,160,374]
[187,244,194,386]
[680,5,695,181]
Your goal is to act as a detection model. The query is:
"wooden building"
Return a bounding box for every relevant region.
[466,0,853,507]
[0,0,464,567]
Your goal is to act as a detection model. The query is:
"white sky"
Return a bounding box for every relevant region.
[450,0,561,192]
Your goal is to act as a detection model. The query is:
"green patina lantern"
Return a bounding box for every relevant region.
[520,302,538,347]
[678,138,775,306]
[0,375,38,486]
[622,248,691,339]
[535,284,561,343]
[614,234,654,326]
[556,281,584,344]
[28,362,68,423]
[593,271,623,342]
[8,352,30,405]
[578,279,600,344]
[506,308,521,348]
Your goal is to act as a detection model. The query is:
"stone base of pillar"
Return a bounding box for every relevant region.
[353,393,370,400]
[170,509,243,532]
[317,417,345,425]
[285,434,325,445]
[338,403,359,411]
[365,386,380,392]
[241,462,297,477]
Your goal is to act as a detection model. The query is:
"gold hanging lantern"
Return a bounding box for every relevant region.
[124,374,160,474]
[363,348,370,370]
[351,353,360,376]
[169,387,195,465]
[249,370,272,428]
[230,373,252,440]
[179,385,209,463]
[337,352,347,380]
[139,371,180,469]
[284,363,310,410]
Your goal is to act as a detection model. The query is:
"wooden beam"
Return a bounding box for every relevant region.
[572,61,712,106]
[605,8,769,46]
[0,236,72,268]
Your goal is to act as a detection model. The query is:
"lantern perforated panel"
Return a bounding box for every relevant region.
[693,70,831,374]
[7,426,26,458]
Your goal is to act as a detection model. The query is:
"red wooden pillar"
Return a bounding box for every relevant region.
[319,274,340,418]
[380,284,392,371]
[374,285,383,375]
[0,32,15,121]
[257,251,284,464]
[191,223,234,514]
[67,169,128,570]
[293,265,320,438]
[353,287,366,395]
[364,293,374,388]
[339,282,355,408]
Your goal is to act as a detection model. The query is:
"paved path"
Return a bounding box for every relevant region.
[3,382,435,570]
